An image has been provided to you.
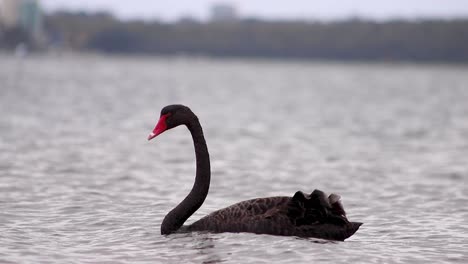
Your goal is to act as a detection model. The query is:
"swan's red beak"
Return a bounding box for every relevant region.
[148,113,170,141]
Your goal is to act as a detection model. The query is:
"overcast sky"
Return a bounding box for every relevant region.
[40,0,468,21]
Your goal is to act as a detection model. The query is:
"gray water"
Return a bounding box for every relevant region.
[1,53,467,263]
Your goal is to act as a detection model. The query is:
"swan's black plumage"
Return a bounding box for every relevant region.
[149,104,362,241]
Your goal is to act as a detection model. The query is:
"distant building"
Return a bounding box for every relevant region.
[0,0,20,28]
[210,3,238,22]
[0,0,44,45]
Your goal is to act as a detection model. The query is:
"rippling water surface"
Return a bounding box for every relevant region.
[1,53,467,263]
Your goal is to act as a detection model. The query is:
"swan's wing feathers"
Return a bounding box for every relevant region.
[200,190,349,228]
[188,192,360,240]
[286,189,349,227]
[219,197,290,219]
[328,193,346,217]
[189,197,290,231]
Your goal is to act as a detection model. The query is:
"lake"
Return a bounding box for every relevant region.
[0,53,467,263]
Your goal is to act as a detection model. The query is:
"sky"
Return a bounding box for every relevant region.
[40,0,468,21]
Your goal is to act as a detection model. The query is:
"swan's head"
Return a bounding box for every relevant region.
[148,104,194,140]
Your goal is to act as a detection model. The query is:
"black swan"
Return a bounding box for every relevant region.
[148,104,362,241]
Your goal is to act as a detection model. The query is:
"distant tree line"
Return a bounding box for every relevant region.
[0,26,32,49]
[41,11,468,62]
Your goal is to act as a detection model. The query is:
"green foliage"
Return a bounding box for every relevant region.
[43,12,468,62]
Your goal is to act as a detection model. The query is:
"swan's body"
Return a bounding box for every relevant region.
[149,104,361,241]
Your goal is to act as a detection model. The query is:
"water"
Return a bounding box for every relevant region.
[1,53,467,263]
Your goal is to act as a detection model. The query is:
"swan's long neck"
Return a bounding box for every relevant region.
[161,116,210,235]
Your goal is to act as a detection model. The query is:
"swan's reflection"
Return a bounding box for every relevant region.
[164,231,225,263]
[191,232,224,264]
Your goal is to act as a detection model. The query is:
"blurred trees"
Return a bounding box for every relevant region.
[42,12,468,62]
[0,26,31,49]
